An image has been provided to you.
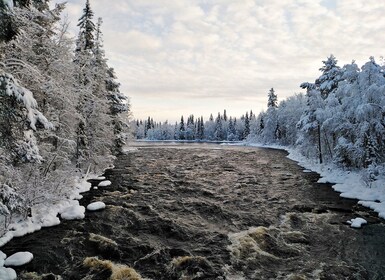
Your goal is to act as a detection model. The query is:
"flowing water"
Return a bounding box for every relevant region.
[2,143,385,280]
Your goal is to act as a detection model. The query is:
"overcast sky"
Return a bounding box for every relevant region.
[59,0,385,122]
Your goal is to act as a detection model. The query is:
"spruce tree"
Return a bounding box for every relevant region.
[179,116,185,140]
[267,88,278,108]
[76,0,95,52]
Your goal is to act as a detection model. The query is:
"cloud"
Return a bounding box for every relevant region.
[59,0,385,122]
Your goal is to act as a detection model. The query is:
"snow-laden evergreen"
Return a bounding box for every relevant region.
[0,0,130,241]
[249,55,385,180]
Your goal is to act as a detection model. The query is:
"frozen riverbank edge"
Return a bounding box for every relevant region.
[229,142,385,221]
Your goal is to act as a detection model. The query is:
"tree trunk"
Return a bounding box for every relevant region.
[317,122,323,164]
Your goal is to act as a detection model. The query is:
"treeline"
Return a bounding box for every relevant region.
[134,109,255,141]
[135,55,385,176]
[0,0,130,233]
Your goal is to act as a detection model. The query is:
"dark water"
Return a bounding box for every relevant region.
[2,143,385,280]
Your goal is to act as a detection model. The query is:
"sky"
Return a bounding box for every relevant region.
[57,0,385,122]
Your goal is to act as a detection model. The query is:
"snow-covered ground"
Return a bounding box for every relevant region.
[0,174,107,279]
[241,142,385,226]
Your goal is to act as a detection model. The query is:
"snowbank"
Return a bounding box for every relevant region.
[86,201,106,211]
[0,177,92,247]
[60,200,86,220]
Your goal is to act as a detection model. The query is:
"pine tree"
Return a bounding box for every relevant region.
[267,88,278,108]
[214,113,223,140]
[76,0,95,52]
[244,111,250,139]
[315,55,342,99]
[179,116,185,140]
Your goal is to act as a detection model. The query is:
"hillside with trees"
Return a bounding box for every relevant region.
[0,0,130,236]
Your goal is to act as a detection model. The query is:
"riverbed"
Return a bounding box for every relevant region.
[2,143,385,279]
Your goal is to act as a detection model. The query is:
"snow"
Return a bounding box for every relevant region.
[98,180,111,187]
[2,0,13,10]
[0,251,6,267]
[4,252,33,266]
[86,201,106,211]
[0,267,16,280]
[60,202,85,220]
[347,218,367,229]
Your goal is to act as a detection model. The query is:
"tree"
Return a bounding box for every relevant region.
[76,0,95,52]
[267,88,278,108]
[214,113,223,140]
[315,55,342,99]
[179,116,185,140]
[243,111,250,139]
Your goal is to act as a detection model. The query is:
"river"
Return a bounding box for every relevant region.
[2,143,385,279]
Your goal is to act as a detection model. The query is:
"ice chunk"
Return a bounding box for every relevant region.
[347,217,367,229]
[98,180,112,187]
[4,251,33,266]
[86,202,106,211]
[0,267,17,280]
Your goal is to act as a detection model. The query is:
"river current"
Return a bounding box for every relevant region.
[2,143,385,279]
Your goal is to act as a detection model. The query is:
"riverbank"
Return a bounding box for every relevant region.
[238,142,385,222]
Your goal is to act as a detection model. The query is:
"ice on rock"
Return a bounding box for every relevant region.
[60,203,85,220]
[347,217,367,229]
[0,251,6,267]
[0,267,17,280]
[98,180,111,187]
[86,201,106,211]
[4,251,33,266]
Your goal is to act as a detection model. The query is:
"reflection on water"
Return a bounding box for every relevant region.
[2,144,385,279]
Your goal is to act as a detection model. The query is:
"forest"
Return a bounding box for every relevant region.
[135,55,385,176]
[0,0,130,236]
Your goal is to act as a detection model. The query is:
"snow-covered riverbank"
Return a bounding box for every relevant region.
[0,175,111,279]
[241,142,385,222]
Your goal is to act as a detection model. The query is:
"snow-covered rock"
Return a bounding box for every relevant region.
[98,180,111,187]
[60,205,85,220]
[4,252,33,266]
[0,267,17,280]
[41,214,61,228]
[86,202,106,211]
[0,251,6,267]
[347,217,367,229]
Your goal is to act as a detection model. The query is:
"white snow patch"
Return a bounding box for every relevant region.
[0,232,14,247]
[4,252,33,266]
[40,214,61,228]
[60,201,85,220]
[0,251,6,267]
[86,201,106,211]
[98,180,111,187]
[347,217,367,229]
[0,267,16,280]
[10,219,41,237]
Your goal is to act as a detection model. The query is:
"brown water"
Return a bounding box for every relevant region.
[2,143,385,279]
